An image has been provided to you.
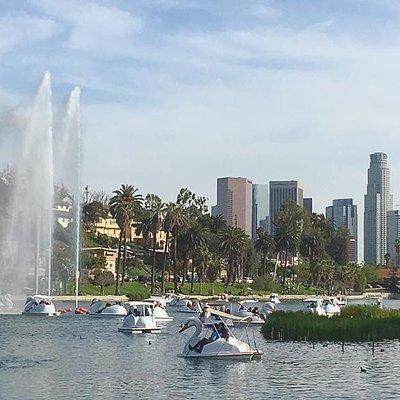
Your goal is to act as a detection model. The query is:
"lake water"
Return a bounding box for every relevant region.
[1,300,400,399]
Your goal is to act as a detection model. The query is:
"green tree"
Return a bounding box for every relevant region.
[274,202,303,287]
[91,268,115,295]
[219,226,247,284]
[144,194,165,293]
[254,228,275,276]
[178,221,208,292]
[395,238,400,268]
[109,184,143,294]
[326,226,350,264]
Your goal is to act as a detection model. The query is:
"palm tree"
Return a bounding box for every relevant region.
[144,194,165,293]
[274,202,303,288]
[219,226,247,284]
[178,221,208,292]
[135,209,152,253]
[254,227,274,276]
[210,214,227,232]
[109,184,143,294]
[395,238,400,268]
[169,205,187,292]
[161,203,175,293]
[384,252,391,268]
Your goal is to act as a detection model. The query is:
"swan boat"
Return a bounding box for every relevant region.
[144,298,173,322]
[229,300,265,325]
[176,299,202,314]
[22,295,60,316]
[200,305,233,327]
[88,299,127,317]
[303,297,342,317]
[0,294,13,312]
[118,302,162,333]
[179,309,262,359]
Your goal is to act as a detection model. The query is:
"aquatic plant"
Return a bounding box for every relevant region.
[262,305,400,342]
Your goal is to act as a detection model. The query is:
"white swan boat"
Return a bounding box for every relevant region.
[168,296,188,307]
[0,294,13,312]
[88,298,127,317]
[303,297,342,317]
[176,299,202,314]
[118,302,162,333]
[144,298,173,322]
[179,309,262,359]
[22,295,60,316]
[268,293,281,304]
[229,300,265,325]
[200,305,233,327]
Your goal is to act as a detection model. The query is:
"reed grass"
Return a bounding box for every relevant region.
[262,305,400,342]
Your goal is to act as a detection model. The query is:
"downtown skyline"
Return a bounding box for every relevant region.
[209,151,400,264]
[2,1,400,261]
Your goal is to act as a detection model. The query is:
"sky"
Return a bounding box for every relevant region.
[1,0,400,258]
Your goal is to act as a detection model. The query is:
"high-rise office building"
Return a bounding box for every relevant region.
[326,199,358,263]
[212,177,253,236]
[303,198,313,214]
[252,184,269,239]
[387,210,400,267]
[269,181,303,234]
[364,152,393,265]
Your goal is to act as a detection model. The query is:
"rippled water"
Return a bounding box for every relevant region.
[1,300,400,399]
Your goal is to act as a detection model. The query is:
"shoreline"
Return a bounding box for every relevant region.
[49,291,391,302]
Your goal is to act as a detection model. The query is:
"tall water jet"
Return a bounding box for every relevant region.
[54,87,82,306]
[1,72,54,295]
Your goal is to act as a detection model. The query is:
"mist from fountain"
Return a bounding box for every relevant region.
[54,87,82,306]
[0,74,82,298]
[1,72,54,295]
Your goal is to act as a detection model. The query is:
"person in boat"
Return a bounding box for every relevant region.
[97,302,112,313]
[189,325,220,353]
[218,323,229,340]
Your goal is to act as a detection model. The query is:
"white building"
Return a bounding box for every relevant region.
[364,152,393,265]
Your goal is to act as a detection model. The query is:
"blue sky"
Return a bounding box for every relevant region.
[1,0,400,237]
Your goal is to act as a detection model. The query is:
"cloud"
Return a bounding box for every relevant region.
[0,13,58,54]
[32,0,142,56]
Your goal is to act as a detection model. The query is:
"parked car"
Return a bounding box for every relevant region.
[244,277,254,284]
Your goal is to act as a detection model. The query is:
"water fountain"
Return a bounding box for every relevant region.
[0,73,81,298]
[54,87,82,306]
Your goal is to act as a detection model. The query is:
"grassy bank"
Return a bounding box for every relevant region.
[262,305,400,342]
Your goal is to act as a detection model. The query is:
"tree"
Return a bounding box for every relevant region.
[91,268,115,295]
[219,226,247,284]
[109,184,143,294]
[144,194,165,293]
[82,201,109,233]
[169,205,187,292]
[161,203,175,293]
[254,228,274,276]
[395,238,400,268]
[274,202,303,287]
[178,221,208,292]
[326,226,350,265]
[300,213,331,285]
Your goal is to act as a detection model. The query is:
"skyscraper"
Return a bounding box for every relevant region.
[364,152,393,265]
[212,177,253,236]
[326,199,358,263]
[303,198,313,214]
[252,184,269,239]
[387,210,400,267]
[269,181,303,234]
